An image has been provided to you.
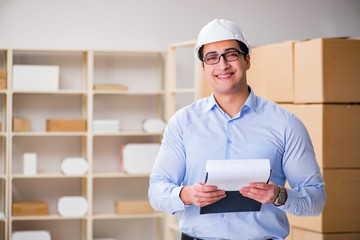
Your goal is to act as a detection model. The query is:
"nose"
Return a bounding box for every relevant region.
[218,55,230,68]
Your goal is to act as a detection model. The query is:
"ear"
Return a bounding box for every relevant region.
[245,54,251,70]
[201,62,205,71]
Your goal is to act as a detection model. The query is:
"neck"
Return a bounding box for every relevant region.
[214,86,250,118]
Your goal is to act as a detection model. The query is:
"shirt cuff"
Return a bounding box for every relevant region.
[170,186,186,213]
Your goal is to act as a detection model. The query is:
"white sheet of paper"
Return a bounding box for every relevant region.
[205,159,271,191]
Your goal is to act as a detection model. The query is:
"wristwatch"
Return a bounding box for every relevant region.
[273,186,287,206]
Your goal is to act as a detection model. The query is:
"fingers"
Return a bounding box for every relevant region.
[239,182,278,204]
[190,183,226,207]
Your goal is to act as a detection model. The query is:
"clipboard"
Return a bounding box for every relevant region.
[200,159,271,214]
[200,191,261,214]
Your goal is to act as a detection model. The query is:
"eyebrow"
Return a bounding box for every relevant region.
[204,48,240,56]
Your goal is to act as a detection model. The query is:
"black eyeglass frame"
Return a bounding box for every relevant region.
[202,50,246,65]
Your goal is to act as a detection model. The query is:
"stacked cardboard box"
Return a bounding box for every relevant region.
[247,38,360,240]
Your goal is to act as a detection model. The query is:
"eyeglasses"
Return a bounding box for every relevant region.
[203,50,245,65]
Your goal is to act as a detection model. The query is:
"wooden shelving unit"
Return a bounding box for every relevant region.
[0,41,205,240]
[0,48,167,240]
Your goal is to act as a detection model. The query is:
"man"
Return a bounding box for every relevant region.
[149,19,326,240]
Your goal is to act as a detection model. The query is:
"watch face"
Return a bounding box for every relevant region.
[275,187,285,205]
[277,193,285,203]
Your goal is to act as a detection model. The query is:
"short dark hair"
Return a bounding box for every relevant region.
[198,40,249,61]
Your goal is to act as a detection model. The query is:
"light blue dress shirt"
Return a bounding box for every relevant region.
[149,88,326,240]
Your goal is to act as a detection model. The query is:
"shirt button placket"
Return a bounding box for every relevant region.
[225,120,232,159]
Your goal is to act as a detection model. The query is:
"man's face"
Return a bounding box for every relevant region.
[202,40,250,96]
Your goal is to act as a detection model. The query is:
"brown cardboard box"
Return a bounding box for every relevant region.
[202,76,212,98]
[12,201,48,216]
[287,169,360,233]
[247,41,295,103]
[13,118,31,132]
[294,38,360,103]
[93,84,128,91]
[280,104,360,169]
[114,200,153,214]
[0,70,7,89]
[291,227,360,240]
[46,119,87,132]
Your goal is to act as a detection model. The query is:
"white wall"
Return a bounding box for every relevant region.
[0,0,360,50]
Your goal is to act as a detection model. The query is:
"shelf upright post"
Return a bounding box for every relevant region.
[164,46,176,122]
[6,48,13,240]
[85,50,94,240]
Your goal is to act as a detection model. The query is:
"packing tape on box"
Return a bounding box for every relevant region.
[57,196,88,217]
[61,157,88,175]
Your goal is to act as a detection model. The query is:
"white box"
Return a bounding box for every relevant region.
[57,196,88,217]
[142,118,166,133]
[23,153,37,175]
[13,65,59,91]
[61,157,88,175]
[93,119,120,132]
[123,143,160,174]
[12,230,51,240]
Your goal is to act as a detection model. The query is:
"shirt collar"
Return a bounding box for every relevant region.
[244,86,257,114]
[204,86,257,114]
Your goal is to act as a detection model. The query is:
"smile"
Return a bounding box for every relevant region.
[217,74,231,78]
[217,74,232,79]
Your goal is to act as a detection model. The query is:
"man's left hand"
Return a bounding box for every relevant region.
[239,181,279,204]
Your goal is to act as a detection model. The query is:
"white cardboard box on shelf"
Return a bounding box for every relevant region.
[123,143,160,174]
[93,119,120,132]
[23,153,37,175]
[57,196,88,217]
[61,157,88,175]
[12,230,51,240]
[142,118,166,133]
[13,65,59,91]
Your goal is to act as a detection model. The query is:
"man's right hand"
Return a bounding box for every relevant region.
[180,182,226,207]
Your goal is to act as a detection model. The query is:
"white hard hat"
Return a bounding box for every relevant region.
[194,19,251,61]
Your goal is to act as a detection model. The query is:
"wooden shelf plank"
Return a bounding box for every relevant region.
[92,131,163,137]
[92,212,164,220]
[12,89,87,95]
[93,90,165,95]
[93,49,165,55]
[11,173,87,179]
[11,132,87,137]
[168,88,196,94]
[92,173,149,178]
[11,214,87,221]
